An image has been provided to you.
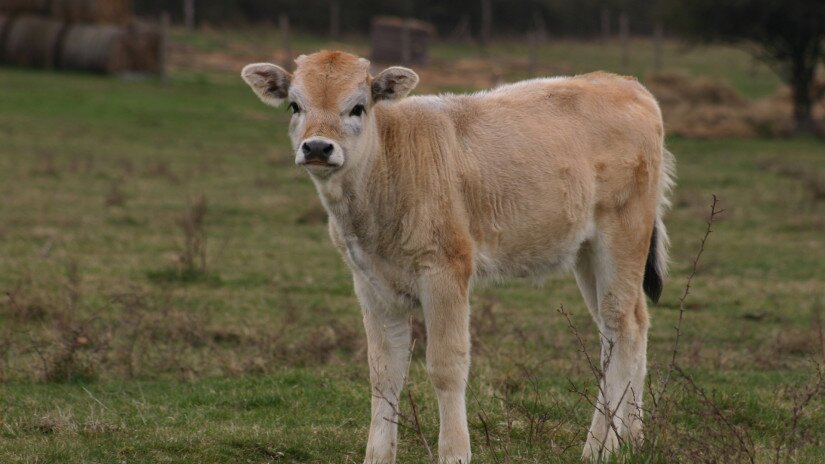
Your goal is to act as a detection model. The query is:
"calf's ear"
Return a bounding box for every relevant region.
[371,66,419,102]
[241,63,292,107]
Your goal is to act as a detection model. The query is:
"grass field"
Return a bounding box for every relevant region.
[1,30,824,463]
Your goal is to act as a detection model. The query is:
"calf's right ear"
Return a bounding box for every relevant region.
[241,63,292,107]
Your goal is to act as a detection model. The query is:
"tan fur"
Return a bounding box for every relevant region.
[242,51,674,463]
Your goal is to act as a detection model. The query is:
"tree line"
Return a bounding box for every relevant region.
[133,0,659,38]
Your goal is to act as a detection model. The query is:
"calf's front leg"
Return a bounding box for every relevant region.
[357,276,412,464]
[420,270,472,464]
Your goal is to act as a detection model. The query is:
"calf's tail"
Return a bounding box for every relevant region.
[643,148,676,304]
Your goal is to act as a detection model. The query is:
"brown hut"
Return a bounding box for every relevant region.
[50,0,132,25]
[59,24,129,73]
[0,0,48,14]
[371,16,435,65]
[3,15,65,68]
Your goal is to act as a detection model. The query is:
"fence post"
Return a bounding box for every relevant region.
[601,7,610,43]
[183,0,195,30]
[280,14,291,71]
[160,11,170,79]
[653,22,663,71]
[329,1,340,39]
[400,19,411,65]
[528,31,539,77]
[480,0,492,47]
[619,11,629,70]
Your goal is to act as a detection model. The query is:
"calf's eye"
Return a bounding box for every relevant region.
[349,104,365,117]
[288,102,301,114]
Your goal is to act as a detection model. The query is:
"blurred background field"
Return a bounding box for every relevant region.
[1,4,825,463]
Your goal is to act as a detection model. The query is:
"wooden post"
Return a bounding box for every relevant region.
[400,19,412,65]
[601,7,610,43]
[450,13,471,41]
[653,22,663,71]
[280,14,291,71]
[528,31,539,78]
[533,8,547,43]
[480,0,492,47]
[183,0,195,30]
[619,12,629,70]
[329,1,340,39]
[160,11,170,79]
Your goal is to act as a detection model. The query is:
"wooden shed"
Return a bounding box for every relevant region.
[370,16,435,65]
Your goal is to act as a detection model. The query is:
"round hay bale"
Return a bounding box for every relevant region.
[0,0,48,14]
[59,24,130,73]
[125,19,162,74]
[50,0,132,25]
[3,15,65,68]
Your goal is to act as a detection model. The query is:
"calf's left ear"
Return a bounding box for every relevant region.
[371,66,419,102]
[241,63,292,107]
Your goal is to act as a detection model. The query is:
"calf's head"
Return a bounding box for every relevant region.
[241,51,418,176]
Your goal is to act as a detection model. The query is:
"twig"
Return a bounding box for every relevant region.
[659,195,724,399]
[559,305,626,451]
[406,388,434,462]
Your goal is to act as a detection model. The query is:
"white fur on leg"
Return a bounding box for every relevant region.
[583,307,648,460]
[358,277,411,464]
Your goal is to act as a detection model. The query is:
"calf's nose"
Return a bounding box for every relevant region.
[301,140,334,162]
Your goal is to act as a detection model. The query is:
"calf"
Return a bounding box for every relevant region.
[242,51,674,463]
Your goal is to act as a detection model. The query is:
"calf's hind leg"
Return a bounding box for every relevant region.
[580,225,651,460]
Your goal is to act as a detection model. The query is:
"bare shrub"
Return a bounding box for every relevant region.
[42,263,110,383]
[3,277,49,322]
[177,195,208,273]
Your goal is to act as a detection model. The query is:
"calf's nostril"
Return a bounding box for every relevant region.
[301,142,312,155]
[322,144,334,154]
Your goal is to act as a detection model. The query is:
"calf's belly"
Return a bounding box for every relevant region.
[472,217,594,281]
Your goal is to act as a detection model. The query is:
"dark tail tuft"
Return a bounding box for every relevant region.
[643,225,663,303]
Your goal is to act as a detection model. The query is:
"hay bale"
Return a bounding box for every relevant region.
[50,0,132,25]
[3,15,65,68]
[0,0,48,14]
[371,16,434,65]
[125,19,162,74]
[58,24,129,73]
[646,70,746,107]
[674,106,755,139]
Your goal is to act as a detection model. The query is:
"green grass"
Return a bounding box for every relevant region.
[0,35,823,463]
